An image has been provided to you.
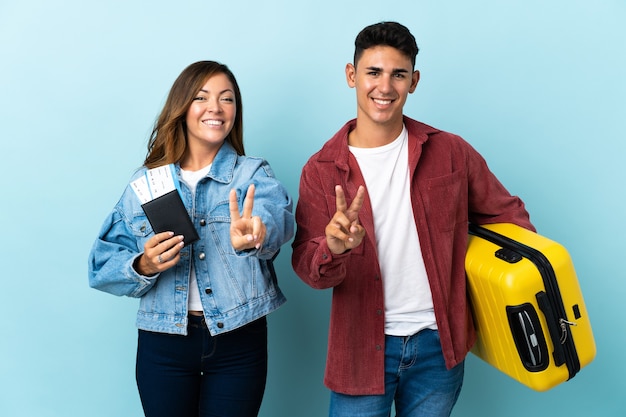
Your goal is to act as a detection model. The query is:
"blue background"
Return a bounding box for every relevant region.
[1,1,624,416]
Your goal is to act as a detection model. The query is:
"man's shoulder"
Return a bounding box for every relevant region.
[306,119,355,163]
[404,116,468,145]
[404,116,447,137]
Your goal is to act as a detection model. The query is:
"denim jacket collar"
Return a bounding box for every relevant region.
[173,141,238,184]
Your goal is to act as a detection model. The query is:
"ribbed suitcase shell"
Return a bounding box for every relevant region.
[465,223,595,391]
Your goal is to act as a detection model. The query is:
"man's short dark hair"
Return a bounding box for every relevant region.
[354,22,419,69]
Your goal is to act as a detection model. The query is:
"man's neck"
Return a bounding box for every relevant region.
[348,118,404,148]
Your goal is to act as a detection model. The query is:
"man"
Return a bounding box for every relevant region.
[291,22,534,417]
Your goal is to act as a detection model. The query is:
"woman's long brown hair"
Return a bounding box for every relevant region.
[144,61,244,169]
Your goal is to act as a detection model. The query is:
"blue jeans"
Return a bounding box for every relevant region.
[136,315,268,417]
[329,330,464,417]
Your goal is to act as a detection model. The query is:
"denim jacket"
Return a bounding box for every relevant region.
[88,142,294,336]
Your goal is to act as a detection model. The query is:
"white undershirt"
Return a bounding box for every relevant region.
[180,164,212,312]
[349,126,437,336]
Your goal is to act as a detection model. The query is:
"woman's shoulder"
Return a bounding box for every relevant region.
[236,154,275,175]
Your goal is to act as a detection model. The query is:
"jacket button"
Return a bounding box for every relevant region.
[376,309,382,316]
[198,252,206,260]
[217,322,224,329]
[200,219,206,226]
[322,253,328,260]
[205,288,213,294]
[376,344,382,351]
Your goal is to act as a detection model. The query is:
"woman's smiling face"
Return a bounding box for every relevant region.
[185,72,236,152]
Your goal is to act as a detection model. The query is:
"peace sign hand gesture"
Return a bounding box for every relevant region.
[229,184,266,251]
[325,185,366,254]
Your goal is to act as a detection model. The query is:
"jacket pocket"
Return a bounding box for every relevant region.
[422,169,467,232]
[129,210,154,249]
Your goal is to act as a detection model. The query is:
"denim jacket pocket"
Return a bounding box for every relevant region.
[206,199,231,249]
[129,210,154,249]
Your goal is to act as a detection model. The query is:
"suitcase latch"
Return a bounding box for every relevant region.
[495,248,523,263]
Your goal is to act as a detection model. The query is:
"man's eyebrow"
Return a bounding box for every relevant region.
[364,66,410,74]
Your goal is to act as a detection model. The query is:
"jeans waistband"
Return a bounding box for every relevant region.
[188,314,207,329]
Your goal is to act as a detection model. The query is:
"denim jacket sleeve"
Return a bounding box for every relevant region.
[88,183,160,298]
[230,158,294,260]
[88,156,294,298]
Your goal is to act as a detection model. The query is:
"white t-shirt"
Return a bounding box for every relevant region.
[180,164,212,312]
[349,126,437,336]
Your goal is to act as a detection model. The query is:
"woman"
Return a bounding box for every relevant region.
[88,61,294,417]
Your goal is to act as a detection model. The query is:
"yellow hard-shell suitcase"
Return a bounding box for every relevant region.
[465,223,596,391]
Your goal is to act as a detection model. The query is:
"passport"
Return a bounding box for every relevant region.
[131,164,199,246]
[141,189,199,245]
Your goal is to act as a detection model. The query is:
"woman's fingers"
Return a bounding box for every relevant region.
[137,232,184,275]
[230,184,265,251]
[229,189,241,222]
[242,184,255,218]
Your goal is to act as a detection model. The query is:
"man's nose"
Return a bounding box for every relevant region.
[377,75,393,93]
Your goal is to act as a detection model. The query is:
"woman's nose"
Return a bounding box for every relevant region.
[205,98,222,113]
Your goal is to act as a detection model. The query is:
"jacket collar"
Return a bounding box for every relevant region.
[317,116,438,169]
[174,142,238,184]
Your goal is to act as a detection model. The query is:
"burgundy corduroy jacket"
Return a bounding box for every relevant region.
[291,116,534,395]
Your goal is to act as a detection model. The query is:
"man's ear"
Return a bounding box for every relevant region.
[345,63,356,88]
[409,70,420,93]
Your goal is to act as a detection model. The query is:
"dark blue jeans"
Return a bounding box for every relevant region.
[136,315,268,417]
[330,330,464,417]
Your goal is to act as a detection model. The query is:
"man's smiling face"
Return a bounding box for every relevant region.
[346,45,419,130]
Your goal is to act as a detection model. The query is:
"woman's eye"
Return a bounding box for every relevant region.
[193,96,206,101]
[221,97,234,103]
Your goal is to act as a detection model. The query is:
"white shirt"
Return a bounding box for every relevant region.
[180,164,212,312]
[349,126,437,336]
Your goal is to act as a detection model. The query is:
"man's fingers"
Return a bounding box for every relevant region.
[328,212,358,241]
[335,185,347,212]
[326,222,350,242]
[347,185,365,214]
[336,185,365,218]
[325,216,366,255]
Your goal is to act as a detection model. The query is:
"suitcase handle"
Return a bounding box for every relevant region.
[506,303,549,372]
[536,291,567,367]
